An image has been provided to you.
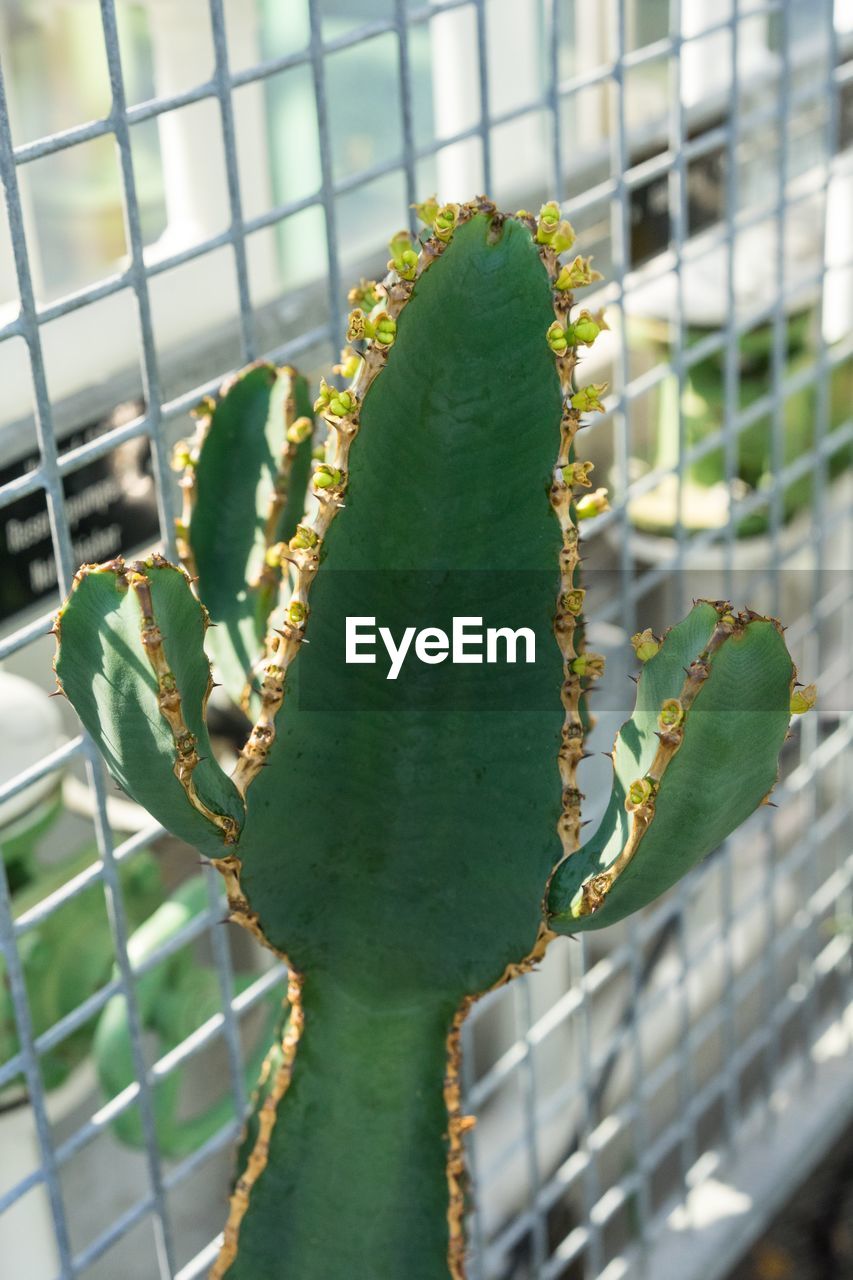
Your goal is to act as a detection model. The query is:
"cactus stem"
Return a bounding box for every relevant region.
[210,971,304,1280]
[233,203,520,799]
[568,606,747,919]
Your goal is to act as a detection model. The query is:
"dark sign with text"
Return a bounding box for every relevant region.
[0,405,160,623]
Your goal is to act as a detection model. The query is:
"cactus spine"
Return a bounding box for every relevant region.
[53,198,806,1280]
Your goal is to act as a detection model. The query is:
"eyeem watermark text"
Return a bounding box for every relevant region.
[346,616,536,680]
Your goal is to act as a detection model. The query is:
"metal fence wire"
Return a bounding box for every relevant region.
[0,1,851,1278]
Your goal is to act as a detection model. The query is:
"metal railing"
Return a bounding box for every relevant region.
[0,1,850,1277]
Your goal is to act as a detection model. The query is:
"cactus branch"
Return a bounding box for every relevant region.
[126,559,239,843]
[54,556,244,857]
[548,601,796,931]
[174,363,315,712]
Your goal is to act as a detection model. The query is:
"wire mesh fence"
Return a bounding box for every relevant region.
[0,1,851,1277]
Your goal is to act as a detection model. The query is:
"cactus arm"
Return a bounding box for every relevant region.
[547,601,795,932]
[174,364,315,711]
[53,557,244,857]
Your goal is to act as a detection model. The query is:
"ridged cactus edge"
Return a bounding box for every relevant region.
[52,196,809,1280]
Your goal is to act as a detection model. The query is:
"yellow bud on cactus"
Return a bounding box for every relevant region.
[333,346,362,380]
[313,464,342,490]
[658,698,685,731]
[328,390,356,419]
[575,488,610,520]
[347,278,380,311]
[372,312,398,347]
[547,321,569,355]
[347,309,368,343]
[570,383,608,414]
[550,221,576,255]
[536,201,561,243]
[171,440,193,471]
[790,683,817,715]
[626,777,655,810]
[287,416,312,445]
[289,524,319,551]
[313,378,334,414]
[571,652,606,679]
[388,231,419,280]
[631,628,661,662]
[567,310,601,346]
[555,255,603,290]
[433,203,459,242]
[561,459,594,488]
[562,588,586,615]
[191,394,216,420]
[287,600,308,626]
[412,194,440,225]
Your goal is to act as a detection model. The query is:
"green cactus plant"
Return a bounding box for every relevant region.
[52,197,812,1280]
